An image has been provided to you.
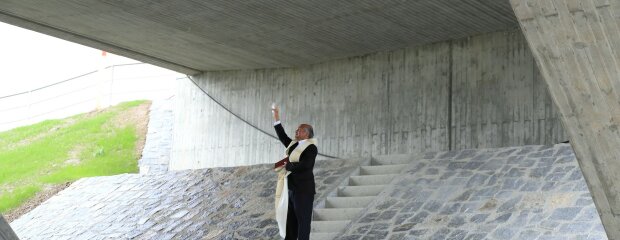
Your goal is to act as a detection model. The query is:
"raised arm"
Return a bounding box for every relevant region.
[272,105,291,146]
[274,123,292,147]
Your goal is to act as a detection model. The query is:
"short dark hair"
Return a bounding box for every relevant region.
[301,124,314,138]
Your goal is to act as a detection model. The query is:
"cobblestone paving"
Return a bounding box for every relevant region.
[139,98,174,175]
[337,144,607,240]
[11,159,359,240]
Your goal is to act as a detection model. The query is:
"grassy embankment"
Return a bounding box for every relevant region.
[0,100,150,214]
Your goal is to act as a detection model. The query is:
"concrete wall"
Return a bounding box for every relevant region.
[511,0,620,238]
[0,215,18,240]
[171,29,567,169]
[451,33,566,149]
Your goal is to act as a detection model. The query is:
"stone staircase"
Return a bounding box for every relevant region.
[310,154,414,239]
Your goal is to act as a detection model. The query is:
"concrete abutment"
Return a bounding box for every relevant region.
[171,29,567,169]
[511,0,620,238]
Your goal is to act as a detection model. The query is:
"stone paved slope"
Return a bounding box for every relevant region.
[139,98,174,175]
[11,159,359,240]
[336,144,607,240]
[11,142,607,239]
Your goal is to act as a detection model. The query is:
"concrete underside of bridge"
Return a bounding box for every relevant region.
[0,0,619,239]
[0,0,517,73]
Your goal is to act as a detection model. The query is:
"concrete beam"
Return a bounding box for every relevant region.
[511,0,620,238]
[0,0,517,71]
[0,215,18,240]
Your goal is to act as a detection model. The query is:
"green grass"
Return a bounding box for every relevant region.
[0,186,40,213]
[0,100,149,213]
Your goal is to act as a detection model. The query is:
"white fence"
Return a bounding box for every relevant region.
[0,63,181,131]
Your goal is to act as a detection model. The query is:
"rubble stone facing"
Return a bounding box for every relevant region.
[336,144,607,240]
[139,99,174,175]
[11,144,607,240]
[11,159,358,240]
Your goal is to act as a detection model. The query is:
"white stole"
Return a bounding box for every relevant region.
[274,138,317,238]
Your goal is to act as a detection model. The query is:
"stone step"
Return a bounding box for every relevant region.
[348,174,399,186]
[311,220,350,233]
[338,185,386,197]
[325,196,375,208]
[360,164,409,175]
[309,232,340,240]
[313,208,364,221]
[371,154,415,165]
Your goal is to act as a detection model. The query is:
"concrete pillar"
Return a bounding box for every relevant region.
[0,215,18,240]
[511,0,620,238]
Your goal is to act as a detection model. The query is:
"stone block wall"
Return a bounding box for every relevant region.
[11,144,605,239]
[337,144,606,240]
[11,159,359,240]
[139,98,175,174]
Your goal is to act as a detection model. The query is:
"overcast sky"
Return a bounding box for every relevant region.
[0,22,139,96]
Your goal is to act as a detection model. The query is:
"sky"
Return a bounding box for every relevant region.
[0,22,139,96]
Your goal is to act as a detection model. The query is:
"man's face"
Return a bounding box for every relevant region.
[295,125,309,140]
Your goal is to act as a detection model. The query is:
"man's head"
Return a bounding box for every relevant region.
[295,124,314,140]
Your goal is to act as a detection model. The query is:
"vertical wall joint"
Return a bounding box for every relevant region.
[448,40,454,151]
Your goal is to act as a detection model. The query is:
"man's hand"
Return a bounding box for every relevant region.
[272,106,280,122]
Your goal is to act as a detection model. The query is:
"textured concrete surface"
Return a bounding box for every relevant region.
[511,0,620,238]
[139,98,174,175]
[10,159,359,240]
[0,215,18,240]
[172,29,567,169]
[0,1,516,72]
[336,144,606,240]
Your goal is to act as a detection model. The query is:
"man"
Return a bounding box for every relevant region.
[272,106,317,240]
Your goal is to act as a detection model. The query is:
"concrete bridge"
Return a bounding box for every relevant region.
[1,0,619,239]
